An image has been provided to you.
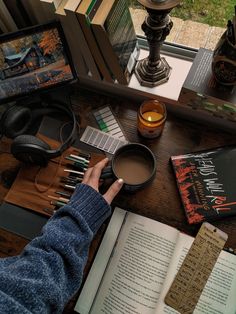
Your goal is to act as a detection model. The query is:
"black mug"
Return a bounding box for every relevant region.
[101,143,157,192]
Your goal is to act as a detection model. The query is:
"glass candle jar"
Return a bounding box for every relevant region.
[137,100,167,138]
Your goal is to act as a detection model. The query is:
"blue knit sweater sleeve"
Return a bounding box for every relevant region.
[0,184,111,314]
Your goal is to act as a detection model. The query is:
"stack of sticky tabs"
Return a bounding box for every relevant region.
[93,106,127,141]
[80,126,128,155]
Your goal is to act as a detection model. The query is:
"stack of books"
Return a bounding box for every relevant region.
[15,0,140,84]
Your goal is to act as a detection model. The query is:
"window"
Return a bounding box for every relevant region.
[129,1,235,53]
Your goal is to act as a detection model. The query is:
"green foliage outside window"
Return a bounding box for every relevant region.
[129,0,235,28]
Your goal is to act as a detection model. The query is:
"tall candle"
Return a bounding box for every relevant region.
[138,100,167,138]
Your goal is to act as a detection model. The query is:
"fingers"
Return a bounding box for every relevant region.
[82,167,93,184]
[82,158,109,189]
[81,158,123,204]
[88,158,109,188]
[103,178,124,205]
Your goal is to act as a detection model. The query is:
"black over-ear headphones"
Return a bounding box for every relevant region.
[0,102,77,166]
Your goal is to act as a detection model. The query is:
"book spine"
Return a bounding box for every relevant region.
[22,0,53,24]
[56,5,93,78]
[2,0,29,29]
[40,0,59,22]
[62,6,101,79]
[92,25,127,84]
[105,0,138,75]
[53,0,63,8]
[0,0,18,32]
[92,0,139,85]
[76,2,114,83]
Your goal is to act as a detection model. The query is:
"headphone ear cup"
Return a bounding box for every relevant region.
[1,106,32,139]
[11,135,51,166]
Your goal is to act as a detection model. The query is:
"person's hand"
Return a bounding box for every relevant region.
[82,158,124,205]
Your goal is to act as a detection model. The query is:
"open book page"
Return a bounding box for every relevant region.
[89,208,180,314]
[74,207,127,314]
[155,233,236,314]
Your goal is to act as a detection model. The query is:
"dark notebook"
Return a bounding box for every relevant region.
[171,145,236,224]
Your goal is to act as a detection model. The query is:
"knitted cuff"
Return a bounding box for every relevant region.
[68,184,111,233]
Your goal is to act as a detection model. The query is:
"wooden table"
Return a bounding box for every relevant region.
[0,86,236,313]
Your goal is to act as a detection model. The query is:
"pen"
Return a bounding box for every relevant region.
[48,195,70,203]
[60,176,82,184]
[43,208,56,215]
[50,200,66,207]
[65,156,87,165]
[64,169,84,176]
[55,191,71,198]
[60,183,76,190]
[65,157,88,170]
[60,176,78,183]
[67,175,83,181]
[72,163,88,171]
[70,154,89,164]
[78,151,91,160]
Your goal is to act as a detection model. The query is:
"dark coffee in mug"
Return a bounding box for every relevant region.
[113,152,153,185]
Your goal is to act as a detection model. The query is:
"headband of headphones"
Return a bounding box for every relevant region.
[37,101,77,158]
[0,101,77,165]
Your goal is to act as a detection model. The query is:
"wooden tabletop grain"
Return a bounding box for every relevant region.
[1,86,236,313]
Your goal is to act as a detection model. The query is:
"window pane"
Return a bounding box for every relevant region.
[129,1,235,51]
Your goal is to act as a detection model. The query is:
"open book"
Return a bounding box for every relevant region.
[74,207,236,314]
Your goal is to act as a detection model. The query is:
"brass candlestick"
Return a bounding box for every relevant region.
[135,0,180,87]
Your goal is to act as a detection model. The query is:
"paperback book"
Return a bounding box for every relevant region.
[74,207,236,313]
[171,145,236,224]
[178,47,236,121]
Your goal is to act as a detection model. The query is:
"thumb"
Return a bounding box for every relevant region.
[103,178,124,205]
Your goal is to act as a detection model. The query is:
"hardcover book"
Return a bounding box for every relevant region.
[0,0,17,32]
[171,145,236,224]
[2,0,28,29]
[21,0,54,25]
[74,207,236,314]
[75,0,113,83]
[178,47,236,121]
[56,0,98,78]
[90,0,140,85]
